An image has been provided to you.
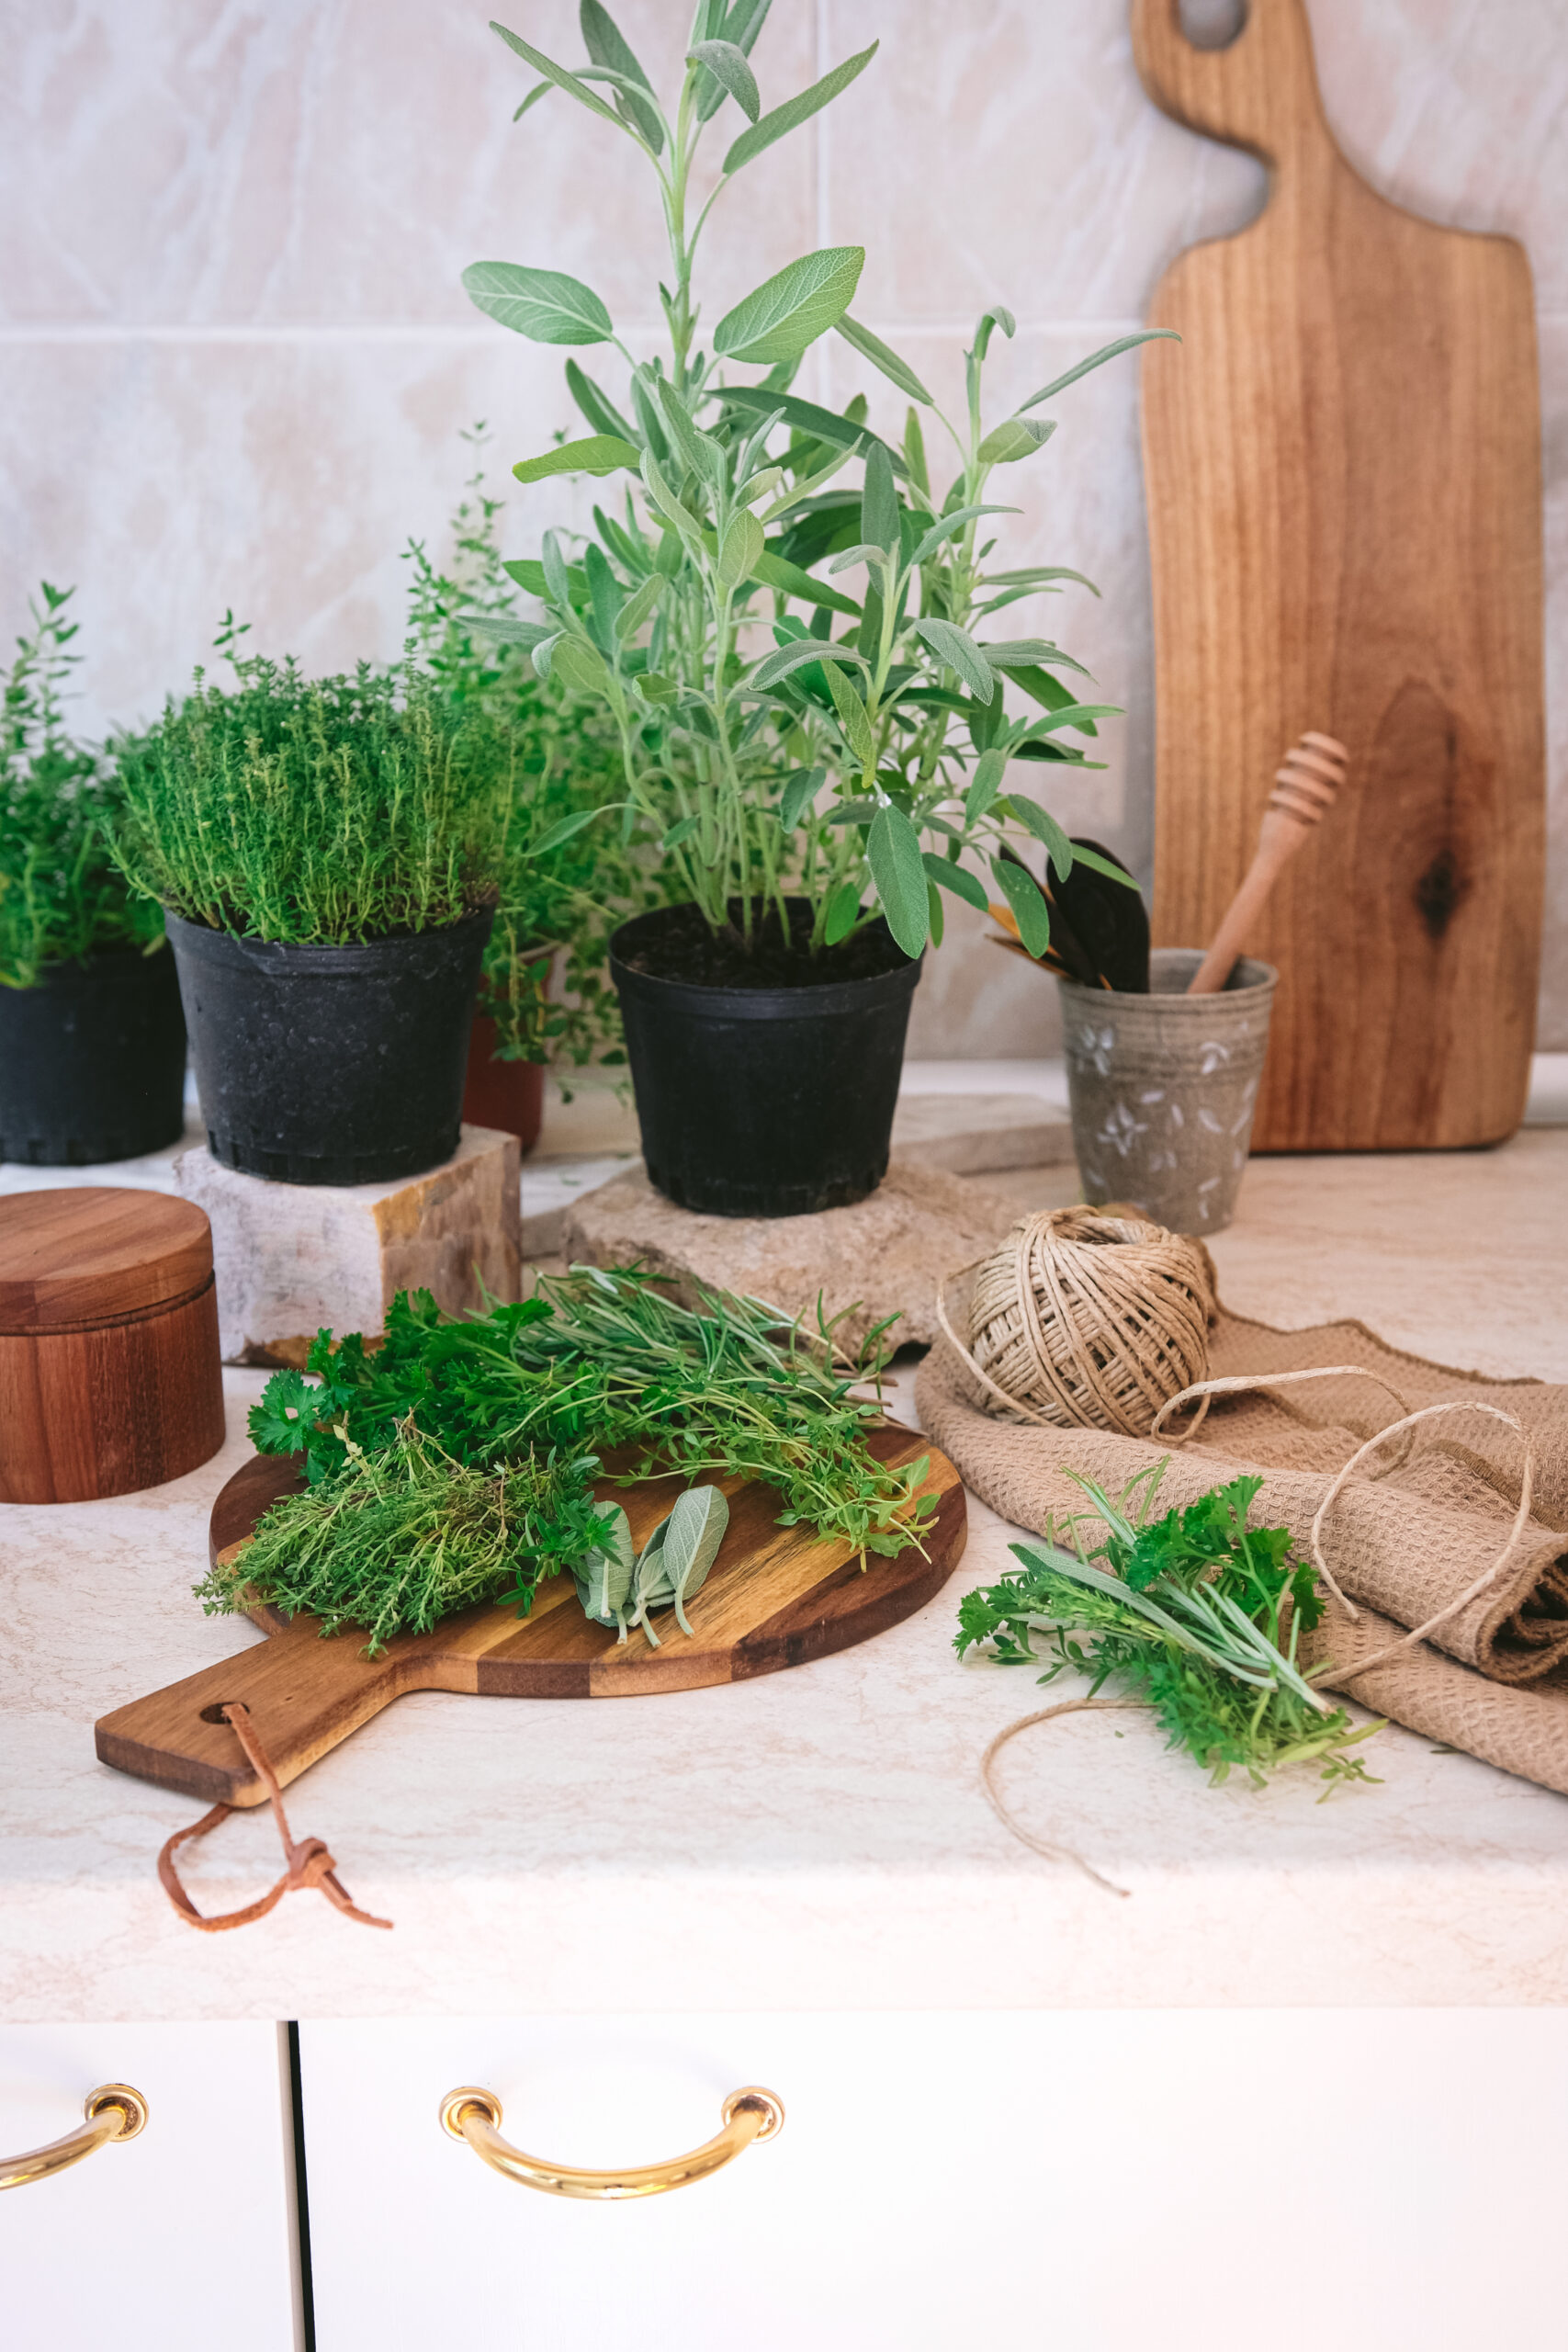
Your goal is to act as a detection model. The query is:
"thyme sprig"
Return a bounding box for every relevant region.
[956,1464,1382,1793]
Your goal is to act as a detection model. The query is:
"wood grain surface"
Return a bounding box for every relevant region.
[0,1187,214,1332]
[94,1424,967,1806]
[1133,0,1544,1150]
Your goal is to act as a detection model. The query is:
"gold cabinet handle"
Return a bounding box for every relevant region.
[1,2084,148,2192]
[439,2083,783,2200]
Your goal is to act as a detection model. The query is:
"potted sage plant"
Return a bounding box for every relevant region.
[0,584,186,1165]
[113,634,550,1186]
[464,4,1168,1216]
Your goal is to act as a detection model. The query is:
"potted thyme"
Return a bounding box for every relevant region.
[114,635,525,1186]
[0,584,185,1166]
[462,4,1168,1217]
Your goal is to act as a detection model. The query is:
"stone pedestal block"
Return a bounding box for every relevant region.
[561,1162,1026,1352]
[176,1125,520,1362]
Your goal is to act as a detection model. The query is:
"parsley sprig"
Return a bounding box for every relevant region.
[956,1464,1382,1793]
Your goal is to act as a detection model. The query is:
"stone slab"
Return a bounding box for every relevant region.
[890,1090,1075,1173]
[559,1160,1034,1351]
[176,1125,520,1361]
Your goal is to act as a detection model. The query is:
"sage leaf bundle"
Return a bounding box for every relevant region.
[574,1486,730,1645]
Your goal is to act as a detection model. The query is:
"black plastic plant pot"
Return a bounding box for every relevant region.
[165,907,492,1186]
[0,946,187,1166]
[610,904,922,1219]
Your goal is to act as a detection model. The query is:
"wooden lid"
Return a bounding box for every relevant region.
[0,1189,213,1334]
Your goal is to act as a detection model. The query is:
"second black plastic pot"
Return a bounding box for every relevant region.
[0,945,187,1166]
[610,904,921,1218]
[166,908,492,1185]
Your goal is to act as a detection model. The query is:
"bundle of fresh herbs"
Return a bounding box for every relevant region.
[216,1268,930,1655]
[956,1464,1381,1792]
[252,1270,930,1565]
[197,1420,606,1656]
[112,631,515,944]
[1,583,165,988]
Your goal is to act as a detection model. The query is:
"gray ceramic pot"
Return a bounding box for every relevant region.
[1057,948,1278,1235]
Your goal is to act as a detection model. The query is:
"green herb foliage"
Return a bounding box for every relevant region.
[467,7,1168,959]
[197,1419,606,1656]
[955,1464,1382,1792]
[1,583,164,988]
[112,629,513,944]
[402,429,679,1062]
[250,1269,934,1566]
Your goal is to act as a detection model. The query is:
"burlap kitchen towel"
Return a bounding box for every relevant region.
[916,1286,1568,1796]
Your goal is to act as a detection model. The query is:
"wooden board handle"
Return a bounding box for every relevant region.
[95,1617,414,1808]
[1131,0,1328,165]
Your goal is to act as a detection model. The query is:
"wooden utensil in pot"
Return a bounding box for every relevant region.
[1188,732,1348,995]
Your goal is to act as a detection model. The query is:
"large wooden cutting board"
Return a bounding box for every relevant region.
[1133,0,1544,1150]
[94,1425,965,1808]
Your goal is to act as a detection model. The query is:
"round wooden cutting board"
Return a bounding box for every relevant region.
[95,1424,966,1807]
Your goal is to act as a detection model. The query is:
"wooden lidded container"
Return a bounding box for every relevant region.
[0,1189,225,1504]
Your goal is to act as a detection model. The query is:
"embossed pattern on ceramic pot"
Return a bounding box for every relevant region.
[1057,949,1277,1234]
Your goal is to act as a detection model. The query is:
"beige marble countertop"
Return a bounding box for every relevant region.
[4,1132,1567,2023]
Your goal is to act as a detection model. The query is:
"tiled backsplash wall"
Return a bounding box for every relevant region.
[5,1,1563,1055]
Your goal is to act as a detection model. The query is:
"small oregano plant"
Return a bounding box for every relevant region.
[462,3,1173,964]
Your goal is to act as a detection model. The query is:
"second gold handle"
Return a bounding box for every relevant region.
[439,2083,784,2200]
[0,2084,149,2193]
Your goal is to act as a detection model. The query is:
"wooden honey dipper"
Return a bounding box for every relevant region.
[1187,731,1348,995]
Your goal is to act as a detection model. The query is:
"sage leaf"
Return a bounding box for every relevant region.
[985,565,1101,596]
[640,451,704,548]
[750,638,868,690]
[718,386,905,477]
[867,804,930,957]
[579,0,664,150]
[490,21,626,130]
[779,767,825,829]
[717,508,765,588]
[1003,796,1075,880]
[824,662,875,764]
[823,879,863,944]
[909,504,1018,568]
[564,360,637,447]
[921,850,988,911]
[653,374,723,483]
[615,572,664,639]
[751,544,859,616]
[657,1486,730,1635]
[513,434,641,484]
[459,613,553,650]
[550,636,611,693]
[835,314,933,406]
[990,853,1052,958]
[914,616,994,704]
[530,632,563,681]
[722,40,878,174]
[827,540,894,577]
[574,1503,636,1632]
[714,247,865,367]
[687,39,760,121]
[540,528,572,609]
[976,416,1056,466]
[968,757,1006,832]
[463,259,613,345]
[1014,329,1181,416]
[860,439,899,556]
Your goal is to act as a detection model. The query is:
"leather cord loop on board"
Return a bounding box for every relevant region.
[157,1702,392,1934]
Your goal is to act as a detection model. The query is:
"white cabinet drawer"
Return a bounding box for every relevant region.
[299,2009,1568,2351]
[1,2021,301,2350]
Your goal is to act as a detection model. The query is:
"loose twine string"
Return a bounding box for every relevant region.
[158,1702,392,1934]
[952,1281,1541,1891]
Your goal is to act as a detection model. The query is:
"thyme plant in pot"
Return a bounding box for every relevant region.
[465,5,1168,1216]
[114,639,536,1185]
[0,584,186,1166]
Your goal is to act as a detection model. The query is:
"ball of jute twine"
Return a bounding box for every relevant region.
[936,1207,1214,1438]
